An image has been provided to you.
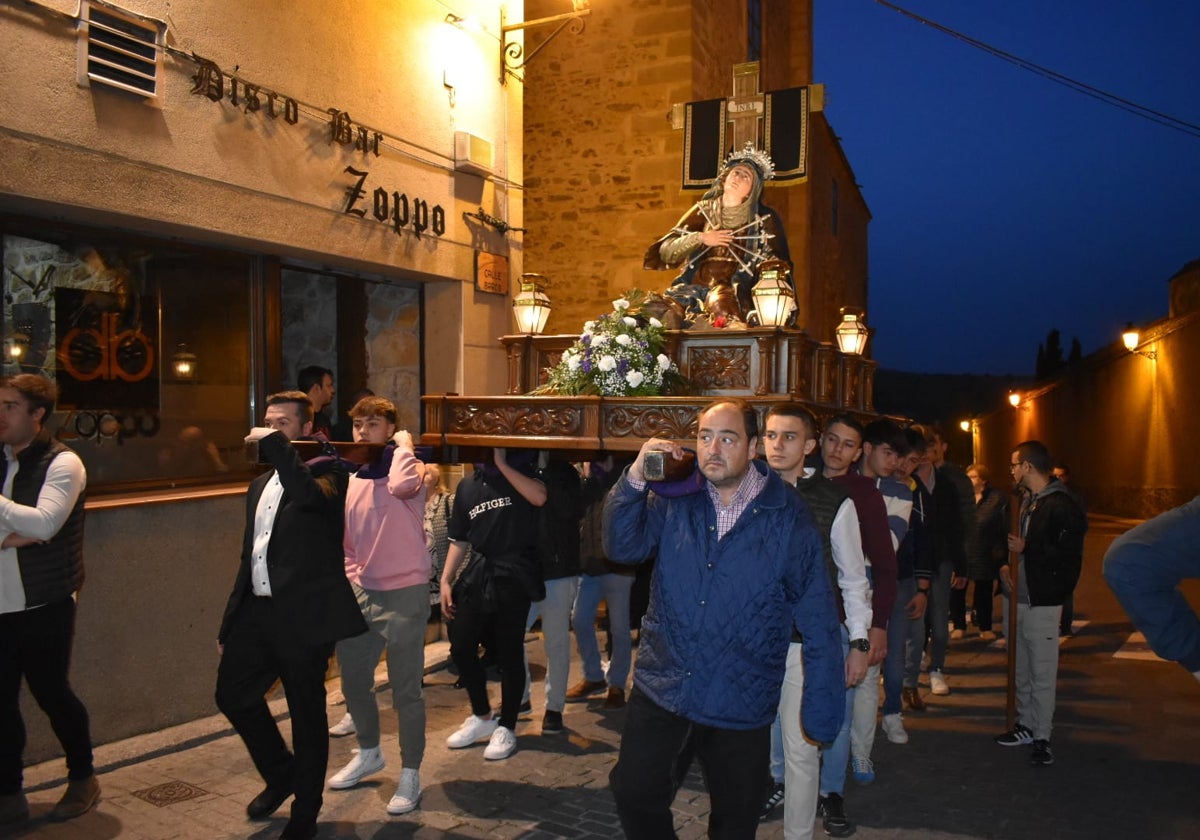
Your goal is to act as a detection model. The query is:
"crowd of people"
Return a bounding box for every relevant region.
[8,369,1200,840]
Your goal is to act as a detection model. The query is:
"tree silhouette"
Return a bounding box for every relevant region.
[1036,329,1066,380]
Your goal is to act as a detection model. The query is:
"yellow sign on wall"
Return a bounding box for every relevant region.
[475,252,509,295]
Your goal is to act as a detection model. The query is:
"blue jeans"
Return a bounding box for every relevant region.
[1104,496,1200,672]
[572,573,634,690]
[927,560,952,672]
[883,577,918,716]
[819,627,852,797]
[524,575,579,712]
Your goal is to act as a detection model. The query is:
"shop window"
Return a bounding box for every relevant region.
[2,229,255,490]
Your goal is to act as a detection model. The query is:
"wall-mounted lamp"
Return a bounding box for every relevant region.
[1121,323,1157,360]
[959,419,971,433]
[1008,391,1030,412]
[5,330,29,362]
[751,260,795,328]
[835,308,869,356]
[512,274,552,335]
[500,1,592,84]
[172,343,197,380]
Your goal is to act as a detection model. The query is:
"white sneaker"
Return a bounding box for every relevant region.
[446,714,497,749]
[882,713,909,744]
[328,712,356,737]
[386,768,421,815]
[328,746,385,789]
[929,669,950,695]
[483,725,517,760]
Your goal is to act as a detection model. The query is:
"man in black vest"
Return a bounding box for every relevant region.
[216,391,367,840]
[0,374,96,827]
[761,403,871,836]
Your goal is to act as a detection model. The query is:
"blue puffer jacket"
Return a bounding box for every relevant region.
[603,461,844,742]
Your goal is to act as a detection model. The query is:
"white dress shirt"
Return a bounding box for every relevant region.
[249,472,285,597]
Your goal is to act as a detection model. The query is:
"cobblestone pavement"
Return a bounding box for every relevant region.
[9,517,1200,839]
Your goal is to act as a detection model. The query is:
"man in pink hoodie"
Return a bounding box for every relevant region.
[326,396,430,816]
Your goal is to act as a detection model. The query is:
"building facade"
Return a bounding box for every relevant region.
[2,0,524,761]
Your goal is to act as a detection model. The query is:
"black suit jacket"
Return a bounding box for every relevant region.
[218,431,367,647]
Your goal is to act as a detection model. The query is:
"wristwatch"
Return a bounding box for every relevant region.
[849,638,871,653]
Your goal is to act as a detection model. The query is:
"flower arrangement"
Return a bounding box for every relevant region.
[539,292,684,397]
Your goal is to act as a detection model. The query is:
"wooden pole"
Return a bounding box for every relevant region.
[1005,490,1022,731]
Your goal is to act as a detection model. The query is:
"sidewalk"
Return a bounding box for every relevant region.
[9,518,1200,839]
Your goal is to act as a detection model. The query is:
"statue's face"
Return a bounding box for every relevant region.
[722,164,755,204]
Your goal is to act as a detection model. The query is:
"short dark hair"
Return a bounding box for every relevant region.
[907,423,937,448]
[266,390,314,424]
[863,418,908,454]
[1013,440,1053,475]
[297,365,333,394]
[0,374,56,423]
[825,412,864,441]
[349,395,397,425]
[903,426,928,455]
[765,403,818,441]
[700,398,758,440]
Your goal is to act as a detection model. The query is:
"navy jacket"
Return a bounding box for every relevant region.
[603,460,843,741]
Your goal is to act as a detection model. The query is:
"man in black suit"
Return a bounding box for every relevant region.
[216,391,367,840]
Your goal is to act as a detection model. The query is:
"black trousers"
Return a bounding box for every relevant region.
[449,576,531,731]
[609,687,769,840]
[0,597,94,795]
[215,597,333,824]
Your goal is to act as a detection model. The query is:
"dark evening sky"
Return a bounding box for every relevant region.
[812,0,1200,374]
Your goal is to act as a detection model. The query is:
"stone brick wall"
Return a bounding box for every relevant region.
[806,114,871,342]
[365,283,422,432]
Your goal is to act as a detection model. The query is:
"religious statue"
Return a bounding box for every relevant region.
[644,143,791,326]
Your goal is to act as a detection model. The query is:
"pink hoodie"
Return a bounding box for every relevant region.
[343,442,431,591]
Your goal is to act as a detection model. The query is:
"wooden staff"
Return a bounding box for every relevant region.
[1005,490,1023,731]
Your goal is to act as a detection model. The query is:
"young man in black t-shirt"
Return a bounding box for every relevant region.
[438,449,546,761]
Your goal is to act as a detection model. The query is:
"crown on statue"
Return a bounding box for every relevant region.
[723,142,775,181]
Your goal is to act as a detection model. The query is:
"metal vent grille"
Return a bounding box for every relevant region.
[78,1,163,99]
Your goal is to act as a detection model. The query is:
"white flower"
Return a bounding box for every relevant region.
[583,320,596,335]
[612,298,630,312]
[615,333,633,346]
[626,370,645,388]
[657,353,671,371]
[649,317,663,328]
[623,316,637,327]
[566,353,581,371]
[598,355,617,372]
[591,333,609,346]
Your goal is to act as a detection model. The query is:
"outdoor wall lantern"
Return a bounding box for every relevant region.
[1007,391,1030,412]
[835,308,869,356]
[172,343,197,380]
[512,274,552,335]
[751,260,795,328]
[1121,323,1157,360]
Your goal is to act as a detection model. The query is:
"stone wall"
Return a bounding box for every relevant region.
[975,304,1200,519]
[365,283,422,432]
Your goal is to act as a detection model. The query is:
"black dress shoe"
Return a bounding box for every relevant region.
[246,785,292,820]
[279,817,317,839]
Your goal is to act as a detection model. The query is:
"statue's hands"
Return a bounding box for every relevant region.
[699,229,734,247]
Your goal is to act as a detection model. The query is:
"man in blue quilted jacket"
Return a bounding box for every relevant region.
[604,398,843,839]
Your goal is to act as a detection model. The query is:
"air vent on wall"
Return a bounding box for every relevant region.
[77,0,164,101]
[454,132,494,178]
